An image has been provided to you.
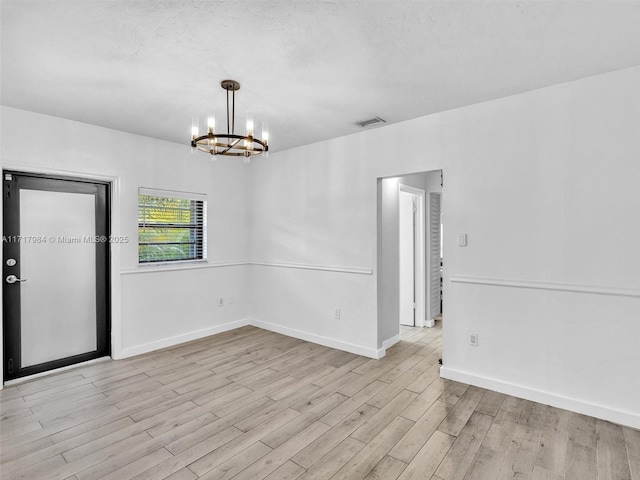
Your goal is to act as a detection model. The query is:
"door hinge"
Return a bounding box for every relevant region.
[4,178,11,198]
[7,358,14,374]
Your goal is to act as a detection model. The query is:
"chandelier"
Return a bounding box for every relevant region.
[191,80,268,161]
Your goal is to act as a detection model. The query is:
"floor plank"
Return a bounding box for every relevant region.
[293,404,378,469]
[330,416,414,480]
[352,389,417,444]
[565,440,597,480]
[364,455,407,480]
[187,408,300,477]
[534,406,570,477]
[475,390,506,417]
[196,441,272,480]
[229,421,329,480]
[434,411,493,480]
[437,385,485,437]
[567,411,597,449]
[397,429,455,480]
[596,419,632,480]
[389,400,452,464]
[624,427,640,480]
[296,436,365,480]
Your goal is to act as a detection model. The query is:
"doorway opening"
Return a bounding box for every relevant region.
[377,170,443,348]
[2,171,111,381]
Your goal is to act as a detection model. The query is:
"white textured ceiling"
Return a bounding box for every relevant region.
[2,1,640,153]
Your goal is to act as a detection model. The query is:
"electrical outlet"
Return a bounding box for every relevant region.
[469,332,478,346]
[218,298,224,307]
[334,308,341,320]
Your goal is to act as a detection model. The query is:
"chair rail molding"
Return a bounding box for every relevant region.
[121,261,373,276]
[251,261,373,275]
[450,275,640,298]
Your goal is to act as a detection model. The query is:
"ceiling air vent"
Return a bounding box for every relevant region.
[355,117,386,128]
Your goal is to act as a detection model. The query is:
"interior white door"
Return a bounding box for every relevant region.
[399,190,415,326]
[429,192,442,320]
[19,189,97,367]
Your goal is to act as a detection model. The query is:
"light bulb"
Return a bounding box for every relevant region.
[262,121,269,157]
[246,111,254,137]
[191,116,200,140]
[207,115,215,134]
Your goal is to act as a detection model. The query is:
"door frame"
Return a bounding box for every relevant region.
[0,164,122,387]
[398,184,426,328]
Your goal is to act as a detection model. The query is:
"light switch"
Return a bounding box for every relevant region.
[457,233,467,247]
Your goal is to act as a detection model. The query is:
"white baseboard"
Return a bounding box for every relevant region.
[382,334,400,350]
[424,319,435,328]
[440,366,640,430]
[250,318,383,359]
[116,317,384,360]
[116,318,251,359]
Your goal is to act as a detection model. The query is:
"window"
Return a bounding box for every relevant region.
[138,188,207,264]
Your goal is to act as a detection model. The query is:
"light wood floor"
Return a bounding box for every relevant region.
[1,324,638,480]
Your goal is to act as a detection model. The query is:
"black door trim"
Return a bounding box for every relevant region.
[3,171,111,381]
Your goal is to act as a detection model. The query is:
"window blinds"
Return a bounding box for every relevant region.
[138,188,207,264]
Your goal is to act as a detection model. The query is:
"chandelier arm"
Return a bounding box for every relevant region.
[194,134,261,143]
[219,137,243,155]
[232,87,235,135]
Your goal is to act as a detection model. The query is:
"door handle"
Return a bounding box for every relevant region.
[6,275,26,284]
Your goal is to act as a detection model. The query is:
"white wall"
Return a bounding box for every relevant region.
[0,106,252,379]
[248,121,443,358]
[250,66,640,428]
[440,66,640,428]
